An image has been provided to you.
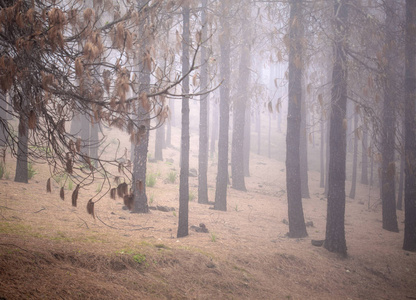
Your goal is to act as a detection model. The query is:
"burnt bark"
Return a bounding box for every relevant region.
[14,112,28,183]
[231,5,250,192]
[286,0,307,238]
[177,3,190,237]
[403,0,416,252]
[380,1,399,232]
[324,0,348,256]
[349,110,358,199]
[214,2,231,212]
[198,0,209,204]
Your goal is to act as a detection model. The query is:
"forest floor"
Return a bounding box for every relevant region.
[0,126,415,300]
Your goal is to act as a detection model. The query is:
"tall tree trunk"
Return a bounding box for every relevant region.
[154,123,164,161]
[90,121,99,167]
[349,110,358,199]
[231,5,250,191]
[286,0,307,238]
[177,3,190,237]
[403,0,416,252]
[198,0,209,204]
[397,142,404,211]
[210,98,218,156]
[243,106,251,176]
[361,121,369,184]
[256,107,261,155]
[166,98,174,147]
[380,1,399,233]
[0,92,8,147]
[324,115,330,196]
[15,112,28,183]
[132,1,151,214]
[214,2,231,211]
[80,113,90,157]
[324,0,348,256]
[300,88,309,198]
[320,117,325,188]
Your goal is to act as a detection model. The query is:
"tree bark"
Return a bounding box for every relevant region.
[286,0,307,238]
[403,0,416,252]
[177,3,190,237]
[380,1,399,233]
[154,123,164,161]
[319,117,325,188]
[15,112,28,183]
[131,0,151,214]
[360,122,369,185]
[324,0,348,256]
[231,4,250,192]
[198,0,210,204]
[300,87,309,198]
[349,110,358,199]
[243,106,251,177]
[214,2,231,211]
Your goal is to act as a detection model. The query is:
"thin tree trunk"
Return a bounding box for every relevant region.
[397,146,404,211]
[286,0,307,238]
[300,87,309,198]
[198,0,209,204]
[320,117,325,188]
[132,1,151,214]
[381,1,399,232]
[15,113,28,183]
[324,0,348,256]
[361,122,369,184]
[177,3,190,237]
[210,98,218,157]
[214,2,231,211]
[349,110,358,199]
[154,123,164,161]
[231,4,250,191]
[403,0,416,252]
[244,106,251,177]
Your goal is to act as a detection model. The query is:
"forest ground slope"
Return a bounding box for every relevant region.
[0,128,415,299]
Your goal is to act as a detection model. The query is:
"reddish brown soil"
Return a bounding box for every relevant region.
[0,127,415,299]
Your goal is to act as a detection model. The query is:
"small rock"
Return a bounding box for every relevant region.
[119,216,126,220]
[282,219,289,225]
[206,262,216,268]
[157,205,175,212]
[311,239,325,247]
[305,221,314,227]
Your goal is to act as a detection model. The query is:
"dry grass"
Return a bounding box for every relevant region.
[0,126,415,300]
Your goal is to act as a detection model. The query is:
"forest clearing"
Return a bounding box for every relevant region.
[0,127,415,300]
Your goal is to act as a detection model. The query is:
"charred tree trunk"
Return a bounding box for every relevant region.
[154,123,164,161]
[214,2,231,211]
[397,144,404,211]
[231,5,250,192]
[320,117,325,188]
[210,98,218,156]
[177,3,190,237]
[131,1,151,214]
[300,90,309,198]
[243,106,251,177]
[324,0,348,256]
[198,0,209,204]
[361,122,369,185]
[286,0,307,238]
[403,0,416,252]
[0,92,8,147]
[380,1,399,232]
[349,110,358,199]
[15,112,28,183]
